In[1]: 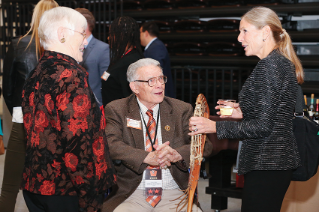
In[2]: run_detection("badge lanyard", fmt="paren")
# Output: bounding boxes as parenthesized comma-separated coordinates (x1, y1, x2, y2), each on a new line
(140, 106, 160, 152)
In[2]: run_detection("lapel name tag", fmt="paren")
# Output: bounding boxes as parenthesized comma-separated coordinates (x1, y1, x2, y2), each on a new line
(101, 71, 110, 81)
(126, 118, 142, 130)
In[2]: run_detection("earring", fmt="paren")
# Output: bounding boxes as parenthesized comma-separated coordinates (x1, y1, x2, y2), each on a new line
(60, 37, 65, 43)
(263, 39, 265, 42)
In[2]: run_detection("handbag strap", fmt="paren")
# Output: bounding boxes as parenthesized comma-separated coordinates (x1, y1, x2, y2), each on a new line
(295, 85, 304, 114)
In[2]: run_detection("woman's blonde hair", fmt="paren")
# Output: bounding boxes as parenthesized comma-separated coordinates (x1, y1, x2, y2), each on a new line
(19, 0, 59, 59)
(242, 6, 304, 84)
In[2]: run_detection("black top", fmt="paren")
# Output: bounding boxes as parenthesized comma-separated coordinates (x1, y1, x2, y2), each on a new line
(102, 49, 143, 106)
(216, 49, 301, 175)
(3, 35, 38, 115)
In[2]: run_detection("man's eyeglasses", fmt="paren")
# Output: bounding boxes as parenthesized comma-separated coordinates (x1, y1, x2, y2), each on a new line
(65, 28, 86, 41)
(135, 76, 167, 87)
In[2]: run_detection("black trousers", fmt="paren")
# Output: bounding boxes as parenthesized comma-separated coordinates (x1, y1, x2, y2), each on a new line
(241, 170, 292, 212)
(23, 190, 79, 212)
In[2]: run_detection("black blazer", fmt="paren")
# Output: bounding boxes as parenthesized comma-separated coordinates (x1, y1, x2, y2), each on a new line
(101, 49, 143, 106)
(216, 50, 301, 175)
(144, 38, 176, 98)
(3, 35, 38, 115)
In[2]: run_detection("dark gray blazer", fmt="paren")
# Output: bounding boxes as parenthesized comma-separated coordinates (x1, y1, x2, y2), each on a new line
(216, 50, 301, 175)
(102, 94, 213, 211)
(80, 36, 110, 106)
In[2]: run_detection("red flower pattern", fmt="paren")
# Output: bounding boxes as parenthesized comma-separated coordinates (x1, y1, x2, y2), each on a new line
(84, 77, 88, 88)
(56, 91, 70, 111)
(59, 68, 73, 81)
(73, 94, 91, 118)
(34, 110, 49, 133)
(68, 118, 88, 136)
(31, 131, 40, 147)
(100, 105, 106, 130)
(24, 113, 32, 132)
(44, 94, 54, 114)
(39, 180, 55, 195)
(86, 162, 94, 178)
(95, 162, 108, 180)
(29, 92, 35, 107)
(35, 82, 39, 90)
(75, 176, 85, 184)
(25, 178, 29, 190)
(64, 153, 78, 172)
(93, 137, 105, 162)
(37, 173, 44, 182)
(52, 160, 61, 177)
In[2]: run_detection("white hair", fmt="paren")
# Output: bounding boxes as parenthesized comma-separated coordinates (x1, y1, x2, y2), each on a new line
(38, 7, 87, 50)
(127, 58, 162, 82)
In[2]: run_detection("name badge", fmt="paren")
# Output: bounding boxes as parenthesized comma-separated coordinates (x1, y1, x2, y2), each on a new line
(126, 118, 142, 130)
(145, 167, 162, 196)
(101, 71, 110, 81)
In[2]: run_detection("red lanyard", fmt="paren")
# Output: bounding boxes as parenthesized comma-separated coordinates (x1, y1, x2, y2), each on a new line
(121, 48, 132, 58)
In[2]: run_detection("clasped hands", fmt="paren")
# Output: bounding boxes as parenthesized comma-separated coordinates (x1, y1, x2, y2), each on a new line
(143, 141, 182, 169)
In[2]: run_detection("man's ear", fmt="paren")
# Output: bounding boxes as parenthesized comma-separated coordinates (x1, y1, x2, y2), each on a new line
(129, 82, 139, 94)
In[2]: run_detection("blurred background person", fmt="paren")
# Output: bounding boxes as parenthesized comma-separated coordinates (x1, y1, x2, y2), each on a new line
(0, 1, 58, 211)
(140, 21, 175, 98)
(21, 7, 115, 211)
(75, 8, 110, 106)
(189, 6, 303, 212)
(101, 16, 143, 106)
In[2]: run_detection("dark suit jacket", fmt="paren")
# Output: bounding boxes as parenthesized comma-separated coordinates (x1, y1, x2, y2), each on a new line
(80, 36, 110, 106)
(216, 49, 301, 175)
(101, 49, 143, 106)
(144, 38, 176, 98)
(102, 94, 213, 211)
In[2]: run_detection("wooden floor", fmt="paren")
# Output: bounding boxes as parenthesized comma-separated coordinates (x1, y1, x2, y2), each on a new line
(0, 151, 241, 212)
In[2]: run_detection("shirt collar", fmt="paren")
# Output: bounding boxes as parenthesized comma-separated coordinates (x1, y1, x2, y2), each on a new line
(136, 97, 159, 119)
(144, 37, 157, 51)
(84, 34, 93, 48)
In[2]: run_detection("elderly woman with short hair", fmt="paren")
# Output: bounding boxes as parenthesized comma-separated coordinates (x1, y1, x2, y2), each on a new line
(21, 7, 115, 212)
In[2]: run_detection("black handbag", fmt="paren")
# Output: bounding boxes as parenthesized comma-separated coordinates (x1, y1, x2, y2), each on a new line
(292, 86, 319, 181)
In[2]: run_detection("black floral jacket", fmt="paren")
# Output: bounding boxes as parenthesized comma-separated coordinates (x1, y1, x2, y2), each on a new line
(21, 51, 116, 212)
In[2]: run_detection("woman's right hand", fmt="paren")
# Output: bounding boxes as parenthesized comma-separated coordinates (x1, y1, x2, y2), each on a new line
(216, 101, 243, 119)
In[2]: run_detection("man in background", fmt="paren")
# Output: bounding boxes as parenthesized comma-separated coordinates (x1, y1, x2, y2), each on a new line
(76, 8, 110, 106)
(140, 22, 176, 98)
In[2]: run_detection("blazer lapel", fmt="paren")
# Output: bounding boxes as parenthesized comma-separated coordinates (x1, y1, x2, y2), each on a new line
(127, 95, 145, 150)
(159, 99, 175, 146)
(80, 37, 96, 65)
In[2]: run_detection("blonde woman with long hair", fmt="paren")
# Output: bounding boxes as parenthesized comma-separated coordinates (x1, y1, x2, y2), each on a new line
(189, 6, 303, 212)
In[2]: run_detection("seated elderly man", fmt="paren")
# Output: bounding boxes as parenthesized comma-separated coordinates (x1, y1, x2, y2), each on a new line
(103, 58, 213, 212)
